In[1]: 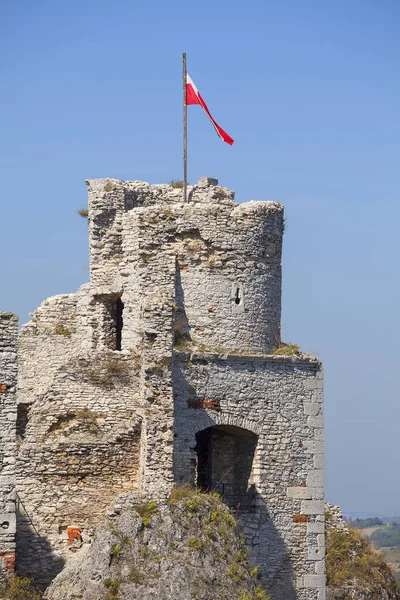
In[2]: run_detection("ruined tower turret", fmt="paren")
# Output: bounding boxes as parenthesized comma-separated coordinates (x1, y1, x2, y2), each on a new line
(11, 177, 325, 600)
(86, 176, 283, 354)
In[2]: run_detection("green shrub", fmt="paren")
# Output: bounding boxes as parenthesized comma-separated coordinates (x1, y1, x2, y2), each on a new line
(187, 536, 205, 552)
(0, 576, 42, 600)
(54, 324, 71, 336)
(129, 566, 145, 583)
(255, 587, 271, 600)
(169, 179, 184, 188)
(173, 331, 191, 351)
(135, 500, 158, 527)
(110, 543, 121, 559)
(103, 578, 119, 593)
(270, 343, 300, 356)
(168, 484, 197, 504)
(78, 208, 88, 218)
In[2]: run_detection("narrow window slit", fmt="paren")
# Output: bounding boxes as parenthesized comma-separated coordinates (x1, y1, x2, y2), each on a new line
(115, 298, 124, 351)
(235, 288, 241, 305)
(17, 404, 31, 440)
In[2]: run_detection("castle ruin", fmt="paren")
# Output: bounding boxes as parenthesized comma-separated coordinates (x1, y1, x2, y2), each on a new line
(0, 177, 325, 599)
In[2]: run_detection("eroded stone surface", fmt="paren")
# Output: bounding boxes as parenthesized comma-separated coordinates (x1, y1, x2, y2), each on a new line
(45, 491, 269, 600)
(0, 177, 325, 597)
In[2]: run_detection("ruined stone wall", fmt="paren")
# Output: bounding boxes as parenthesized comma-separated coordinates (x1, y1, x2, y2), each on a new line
(173, 352, 325, 600)
(16, 291, 143, 587)
(87, 177, 283, 355)
(14, 176, 325, 599)
(0, 313, 18, 581)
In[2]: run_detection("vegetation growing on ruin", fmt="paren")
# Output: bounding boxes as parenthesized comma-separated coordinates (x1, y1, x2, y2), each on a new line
(54, 323, 72, 336)
(46, 485, 272, 600)
(173, 330, 192, 351)
(46, 409, 99, 438)
(135, 500, 158, 527)
(77, 207, 88, 218)
(104, 180, 116, 192)
(0, 575, 42, 600)
(170, 179, 185, 188)
(103, 577, 120, 595)
(326, 524, 400, 597)
(78, 353, 133, 386)
(270, 343, 300, 356)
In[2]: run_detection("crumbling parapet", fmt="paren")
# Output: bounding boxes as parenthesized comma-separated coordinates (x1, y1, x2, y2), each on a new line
(86, 177, 283, 354)
(0, 312, 18, 581)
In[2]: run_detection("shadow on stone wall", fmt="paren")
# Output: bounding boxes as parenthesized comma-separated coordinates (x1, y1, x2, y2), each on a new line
(16, 509, 65, 590)
(237, 489, 296, 600)
(171, 388, 297, 600)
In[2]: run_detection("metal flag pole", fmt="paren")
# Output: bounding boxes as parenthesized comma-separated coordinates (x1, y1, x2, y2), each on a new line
(182, 52, 188, 203)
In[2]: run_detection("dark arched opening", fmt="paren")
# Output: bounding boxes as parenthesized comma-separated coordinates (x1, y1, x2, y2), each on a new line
(195, 425, 258, 510)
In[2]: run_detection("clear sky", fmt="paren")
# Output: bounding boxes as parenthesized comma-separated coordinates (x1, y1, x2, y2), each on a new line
(1, 0, 399, 515)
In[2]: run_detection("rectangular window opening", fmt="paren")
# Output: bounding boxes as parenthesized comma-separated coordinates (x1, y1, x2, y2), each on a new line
(97, 295, 124, 351)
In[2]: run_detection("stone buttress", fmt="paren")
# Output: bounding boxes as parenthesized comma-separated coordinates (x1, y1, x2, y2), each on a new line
(13, 177, 325, 599)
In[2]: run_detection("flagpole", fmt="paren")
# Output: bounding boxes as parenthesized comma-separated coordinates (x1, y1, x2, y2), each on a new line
(182, 52, 188, 203)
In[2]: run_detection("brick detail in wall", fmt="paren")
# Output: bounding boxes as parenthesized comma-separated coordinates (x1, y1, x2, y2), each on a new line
(187, 398, 221, 411)
(67, 527, 81, 547)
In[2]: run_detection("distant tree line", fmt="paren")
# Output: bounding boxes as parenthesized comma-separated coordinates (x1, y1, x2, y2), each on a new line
(350, 517, 384, 529)
(371, 523, 400, 548)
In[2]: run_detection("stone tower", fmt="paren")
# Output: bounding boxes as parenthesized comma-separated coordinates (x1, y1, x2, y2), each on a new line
(11, 177, 324, 598)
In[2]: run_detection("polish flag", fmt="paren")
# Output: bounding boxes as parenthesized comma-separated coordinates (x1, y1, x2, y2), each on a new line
(186, 74, 234, 145)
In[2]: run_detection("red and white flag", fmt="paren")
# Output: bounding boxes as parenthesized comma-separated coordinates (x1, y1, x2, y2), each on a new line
(186, 74, 234, 145)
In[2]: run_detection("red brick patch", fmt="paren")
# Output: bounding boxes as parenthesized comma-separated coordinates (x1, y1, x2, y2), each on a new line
(188, 398, 221, 411)
(0, 552, 16, 573)
(67, 526, 81, 546)
(0, 385, 7, 393)
(293, 514, 309, 523)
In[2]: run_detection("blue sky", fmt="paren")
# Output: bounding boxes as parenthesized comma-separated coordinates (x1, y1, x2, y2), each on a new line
(1, 0, 399, 514)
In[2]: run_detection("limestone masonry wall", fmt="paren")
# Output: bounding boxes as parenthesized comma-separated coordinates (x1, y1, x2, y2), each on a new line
(5, 176, 324, 599)
(0, 313, 18, 582)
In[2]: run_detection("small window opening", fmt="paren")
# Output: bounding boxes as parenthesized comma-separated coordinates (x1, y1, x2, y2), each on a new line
(232, 283, 244, 313)
(234, 287, 241, 305)
(17, 404, 31, 440)
(98, 295, 124, 351)
(115, 298, 124, 351)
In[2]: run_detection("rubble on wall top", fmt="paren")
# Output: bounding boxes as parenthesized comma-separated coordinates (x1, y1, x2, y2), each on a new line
(85, 177, 283, 213)
(86, 176, 236, 208)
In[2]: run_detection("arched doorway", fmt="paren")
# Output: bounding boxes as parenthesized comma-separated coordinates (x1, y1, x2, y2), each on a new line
(195, 425, 258, 510)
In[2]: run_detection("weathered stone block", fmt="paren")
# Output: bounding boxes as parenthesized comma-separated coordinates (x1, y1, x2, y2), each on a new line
(287, 486, 313, 499)
(303, 574, 326, 588)
(301, 500, 325, 515)
(307, 470, 324, 487)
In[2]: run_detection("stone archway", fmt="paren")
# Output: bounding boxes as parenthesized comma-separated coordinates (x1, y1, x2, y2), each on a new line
(195, 424, 258, 511)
